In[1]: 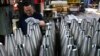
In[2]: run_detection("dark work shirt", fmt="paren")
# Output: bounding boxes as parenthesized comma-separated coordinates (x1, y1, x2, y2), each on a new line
(19, 12, 43, 34)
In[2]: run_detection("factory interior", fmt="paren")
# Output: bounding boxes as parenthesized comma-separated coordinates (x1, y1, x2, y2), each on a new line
(0, 0, 100, 56)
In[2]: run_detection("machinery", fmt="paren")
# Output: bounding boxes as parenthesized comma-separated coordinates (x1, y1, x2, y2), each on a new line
(98, 1, 100, 12)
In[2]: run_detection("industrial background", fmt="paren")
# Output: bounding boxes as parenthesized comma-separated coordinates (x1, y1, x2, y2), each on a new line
(0, 0, 100, 56)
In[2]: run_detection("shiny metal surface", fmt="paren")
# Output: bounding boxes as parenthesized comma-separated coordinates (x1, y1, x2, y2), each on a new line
(0, 43, 7, 56)
(4, 21, 42, 56)
(61, 15, 100, 56)
(3, 14, 100, 56)
(39, 21, 55, 56)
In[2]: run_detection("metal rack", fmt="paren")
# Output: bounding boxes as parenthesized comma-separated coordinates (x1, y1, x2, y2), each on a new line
(60, 14, 100, 56)
(5, 22, 42, 56)
(1, 14, 100, 56)
(39, 21, 56, 56)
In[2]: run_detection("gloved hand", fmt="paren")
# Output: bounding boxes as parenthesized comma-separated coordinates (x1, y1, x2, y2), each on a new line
(25, 17, 39, 24)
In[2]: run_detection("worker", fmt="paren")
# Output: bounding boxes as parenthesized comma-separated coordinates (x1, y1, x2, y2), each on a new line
(19, 2, 45, 34)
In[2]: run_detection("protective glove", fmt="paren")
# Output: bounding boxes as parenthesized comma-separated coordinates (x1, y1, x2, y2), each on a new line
(25, 17, 39, 24)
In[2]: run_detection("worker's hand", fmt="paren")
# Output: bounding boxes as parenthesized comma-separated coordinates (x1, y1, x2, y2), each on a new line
(25, 17, 39, 24)
(39, 20, 45, 27)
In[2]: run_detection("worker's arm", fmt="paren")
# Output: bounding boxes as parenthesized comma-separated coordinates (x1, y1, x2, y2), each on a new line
(36, 13, 46, 27)
(25, 13, 46, 26)
(25, 17, 45, 26)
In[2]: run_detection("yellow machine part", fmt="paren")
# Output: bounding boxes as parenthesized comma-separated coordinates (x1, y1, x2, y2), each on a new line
(67, 0, 80, 3)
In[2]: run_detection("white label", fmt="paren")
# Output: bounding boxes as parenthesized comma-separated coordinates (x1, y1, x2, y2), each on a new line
(69, 8, 79, 11)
